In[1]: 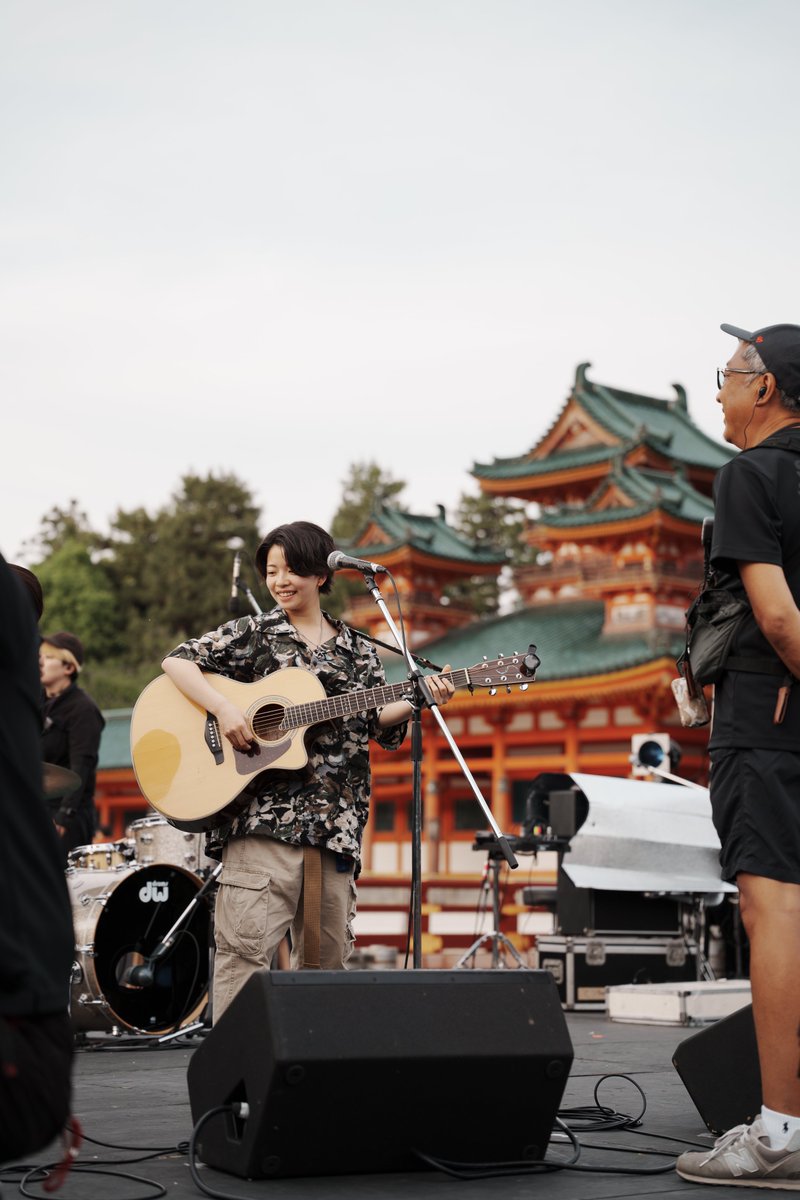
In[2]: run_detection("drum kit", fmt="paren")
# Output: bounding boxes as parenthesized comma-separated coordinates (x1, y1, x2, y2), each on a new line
(47, 763, 217, 1039)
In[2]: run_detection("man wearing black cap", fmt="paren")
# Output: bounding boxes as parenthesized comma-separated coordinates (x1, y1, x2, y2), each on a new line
(677, 324, 800, 1188)
(40, 630, 105, 858)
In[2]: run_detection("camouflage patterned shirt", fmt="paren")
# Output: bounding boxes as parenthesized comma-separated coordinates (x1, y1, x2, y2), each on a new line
(166, 607, 407, 866)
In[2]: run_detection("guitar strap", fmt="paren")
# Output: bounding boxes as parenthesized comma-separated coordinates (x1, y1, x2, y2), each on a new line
(302, 846, 323, 969)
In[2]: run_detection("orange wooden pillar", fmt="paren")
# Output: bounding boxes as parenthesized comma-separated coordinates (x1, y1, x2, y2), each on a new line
(490, 711, 511, 831)
(423, 741, 441, 875)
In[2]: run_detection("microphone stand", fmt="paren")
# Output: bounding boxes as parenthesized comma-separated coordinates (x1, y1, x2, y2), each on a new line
(359, 571, 518, 968)
(232, 581, 263, 617)
(123, 864, 222, 988)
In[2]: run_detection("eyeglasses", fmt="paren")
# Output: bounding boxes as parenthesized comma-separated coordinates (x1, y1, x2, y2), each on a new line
(717, 367, 761, 389)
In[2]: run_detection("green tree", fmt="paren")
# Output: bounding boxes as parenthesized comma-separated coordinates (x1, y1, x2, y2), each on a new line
(28, 473, 264, 709)
(444, 489, 531, 618)
(330, 461, 406, 541)
(24, 500, 96, 559)
(35, 538, 122, 660)
(106, 472, 263, 658)
(327, 462, 407, 617)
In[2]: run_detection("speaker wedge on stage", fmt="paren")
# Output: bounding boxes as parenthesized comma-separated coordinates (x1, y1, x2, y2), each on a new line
(187, 969, 574, 1179)
(672, 1002, 761, 1136)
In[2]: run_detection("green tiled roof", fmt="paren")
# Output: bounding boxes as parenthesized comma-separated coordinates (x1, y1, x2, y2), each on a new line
(350, 503, 506, 566)
(382, 600, 683, 685)
(473, 363, 734, 480)
(98, 709, 134, 770)
(538, 465, 714, 528)
(475, 442, 617, 479)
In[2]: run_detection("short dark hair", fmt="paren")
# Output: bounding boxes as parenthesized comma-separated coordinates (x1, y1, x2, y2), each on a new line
(254, 521, 335, 594)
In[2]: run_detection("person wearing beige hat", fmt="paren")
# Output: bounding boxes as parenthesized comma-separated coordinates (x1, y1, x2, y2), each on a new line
(39, 630, 105, 859)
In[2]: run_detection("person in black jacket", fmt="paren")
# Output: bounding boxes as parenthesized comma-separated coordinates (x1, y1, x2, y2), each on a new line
(0, 556, 74, 1162)
(39, 631, 105, 858)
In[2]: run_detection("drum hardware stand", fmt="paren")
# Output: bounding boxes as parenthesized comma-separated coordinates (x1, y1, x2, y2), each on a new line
(158, 1020, 206, 1043)
(456, 843, 526, 969)
(672, 892, 717, 982)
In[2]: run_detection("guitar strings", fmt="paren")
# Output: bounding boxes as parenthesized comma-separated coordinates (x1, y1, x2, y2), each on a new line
(245, 668, 484, 740)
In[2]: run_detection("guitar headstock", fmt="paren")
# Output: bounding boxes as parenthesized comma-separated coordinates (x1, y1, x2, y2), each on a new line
(466, 644, 540, 695)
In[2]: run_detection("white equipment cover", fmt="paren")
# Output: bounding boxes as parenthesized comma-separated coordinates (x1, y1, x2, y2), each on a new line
(562, 773, 736, 895)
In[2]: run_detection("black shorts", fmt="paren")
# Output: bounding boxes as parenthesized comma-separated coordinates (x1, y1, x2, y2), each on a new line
(709, 747, 800, 885)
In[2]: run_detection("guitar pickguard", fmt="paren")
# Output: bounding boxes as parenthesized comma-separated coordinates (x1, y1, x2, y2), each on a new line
(233, 736, 294, 777)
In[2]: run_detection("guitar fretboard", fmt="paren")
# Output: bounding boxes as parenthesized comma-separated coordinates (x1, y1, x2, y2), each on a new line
(278, 668, 471, 729)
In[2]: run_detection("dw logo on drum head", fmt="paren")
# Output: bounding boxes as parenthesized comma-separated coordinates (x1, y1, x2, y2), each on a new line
(138, 879, 170, 903)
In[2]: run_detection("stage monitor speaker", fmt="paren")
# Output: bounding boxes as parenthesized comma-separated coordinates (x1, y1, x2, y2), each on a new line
(187, 969, 573, 1179)
(672, 1003, 761, 1135)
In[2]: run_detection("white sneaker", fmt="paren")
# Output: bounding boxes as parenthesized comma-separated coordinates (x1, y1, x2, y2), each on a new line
(676, 1118, 800, 1189)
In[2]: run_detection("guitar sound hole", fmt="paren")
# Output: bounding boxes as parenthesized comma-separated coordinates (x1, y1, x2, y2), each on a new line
(252, 704, 286, 744)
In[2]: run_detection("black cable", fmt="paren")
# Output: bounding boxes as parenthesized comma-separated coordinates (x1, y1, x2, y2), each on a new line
(19, 1163, 167, 1199)
(414, 1072, 699, 1181)
(163, 927, 203, 1035)
(188, 1105, 258, 1200)
(0, 1119, 189, 1198)
(414, 1116, 580, 1179)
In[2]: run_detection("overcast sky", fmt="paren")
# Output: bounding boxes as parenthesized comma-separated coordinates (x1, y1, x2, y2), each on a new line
(2, 0, 797, 579)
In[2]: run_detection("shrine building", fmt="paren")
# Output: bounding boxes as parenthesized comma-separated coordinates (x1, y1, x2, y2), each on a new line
(93, 363, 733, 959)
(339, 362, 733, 880)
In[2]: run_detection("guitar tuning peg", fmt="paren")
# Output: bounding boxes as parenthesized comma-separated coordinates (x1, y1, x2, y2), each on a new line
(505, 685, 511, 694)
(482, 655, 488, 661)
(489, 687, 497, 697)
(520, 683, 529, 691)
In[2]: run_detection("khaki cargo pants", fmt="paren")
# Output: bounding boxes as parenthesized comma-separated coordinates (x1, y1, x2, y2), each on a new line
(212, 835, 356, 1022)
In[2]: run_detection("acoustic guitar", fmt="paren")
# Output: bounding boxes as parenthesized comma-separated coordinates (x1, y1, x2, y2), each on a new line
(130, 648, 539, 831)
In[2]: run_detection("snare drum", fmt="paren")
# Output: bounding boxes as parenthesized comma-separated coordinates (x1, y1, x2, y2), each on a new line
(69, 861, 210, 1035)
(128, 815, 213, 875)
(67, 842, 129, 871)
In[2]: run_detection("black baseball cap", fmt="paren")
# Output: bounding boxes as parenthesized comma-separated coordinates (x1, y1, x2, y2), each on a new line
(721, 323, 800, 397)
(41, 630, 85, 671)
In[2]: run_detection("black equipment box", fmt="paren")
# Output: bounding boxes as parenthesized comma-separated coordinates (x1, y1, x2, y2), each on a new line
(536, 934, 698, 1011)
(556, 872, 683, 936)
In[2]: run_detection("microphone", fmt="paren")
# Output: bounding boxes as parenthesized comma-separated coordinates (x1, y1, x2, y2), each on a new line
(120, 937, 175, 989)
(229, 550, 242, 613)
(327, 550, 388, 575)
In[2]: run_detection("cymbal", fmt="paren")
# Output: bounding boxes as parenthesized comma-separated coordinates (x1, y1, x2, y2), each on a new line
(42, 762, 81, 799)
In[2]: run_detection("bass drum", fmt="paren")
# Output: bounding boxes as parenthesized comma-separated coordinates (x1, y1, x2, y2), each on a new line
(127, 815, 214, 877)
(69, 862, 210, 1035)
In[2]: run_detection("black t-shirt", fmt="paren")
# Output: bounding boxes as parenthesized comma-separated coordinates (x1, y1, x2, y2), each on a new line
(709, 427, 800, 750)
(0, 555, 74, 1015)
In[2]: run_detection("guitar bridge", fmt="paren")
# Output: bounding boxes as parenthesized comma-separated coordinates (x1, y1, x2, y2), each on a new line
(204, 713, 224, 765)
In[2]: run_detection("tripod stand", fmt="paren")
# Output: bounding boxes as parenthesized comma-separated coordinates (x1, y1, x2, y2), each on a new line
(456, 852, 526, 969)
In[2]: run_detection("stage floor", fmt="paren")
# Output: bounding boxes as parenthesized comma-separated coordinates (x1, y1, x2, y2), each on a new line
(4, 1003, 747, 1200)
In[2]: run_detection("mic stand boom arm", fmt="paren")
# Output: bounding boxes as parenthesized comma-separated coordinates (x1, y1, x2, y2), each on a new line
(360, 572, 519, 968)
(151, 862, 223, 959)
(125, 864, 222, 987)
